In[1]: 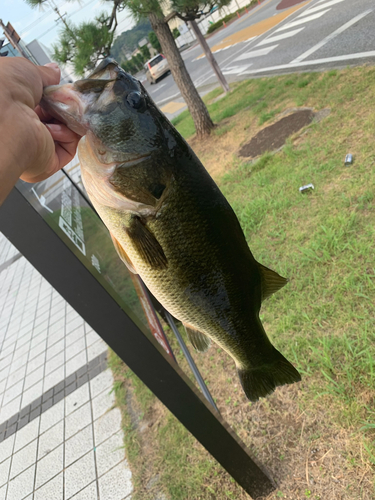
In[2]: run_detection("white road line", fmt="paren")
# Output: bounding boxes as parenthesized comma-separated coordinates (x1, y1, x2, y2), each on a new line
(155, 92, 181, 106)
(291, 9, 373, 63)
(194, 69, 214, 87)
(256, 28, 305, 46)
(152, 83, 167, 92)
(241, 50, 375, 74)
(234, 45, 278, 61)
(297, 0, 345, 17)
(275, 9, 330, 32)
(223, 64, 253, 75)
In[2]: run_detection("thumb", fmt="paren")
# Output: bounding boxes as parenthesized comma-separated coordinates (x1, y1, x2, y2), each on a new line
(38, 62, 61, 88)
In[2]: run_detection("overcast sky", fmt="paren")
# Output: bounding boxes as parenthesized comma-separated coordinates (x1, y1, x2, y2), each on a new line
(1, 0, 135, 51)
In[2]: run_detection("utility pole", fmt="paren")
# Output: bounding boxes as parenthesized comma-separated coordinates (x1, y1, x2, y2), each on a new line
(48, 0, 77, 41)
(0, 19, 34, 60)
(189, 19, 230, 93)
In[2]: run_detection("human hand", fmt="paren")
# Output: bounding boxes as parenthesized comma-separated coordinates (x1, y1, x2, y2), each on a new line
(0, 57, 80, 201)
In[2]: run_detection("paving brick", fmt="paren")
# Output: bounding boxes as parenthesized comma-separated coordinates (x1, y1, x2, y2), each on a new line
(42, 398, 53, 413)
(42, 388, 54, 403)
(54, 380, 64, 395)
(19, 404, 31, 419)
(77, 373, 89, 388)
(17, 414, 30, 430)
(31, 397, 42, 411)
(30, 406, 42, 420)
(88, 365, 102, 381)
(53, 390, 65, 405)
(88, 356, 101, 370)
(4, 423, 17, 439)
(65, 382, 77, 397)
(7, 413, 19, 427)
(65, 373, 76, 387)
(77, 365, 88, 378)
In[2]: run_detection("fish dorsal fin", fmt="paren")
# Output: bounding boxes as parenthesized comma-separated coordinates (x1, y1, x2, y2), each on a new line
(110, 233, 137, 274)
(257, 262, 288, 301)
(184, 324, 211, 353)
(127, 215, 168, 271)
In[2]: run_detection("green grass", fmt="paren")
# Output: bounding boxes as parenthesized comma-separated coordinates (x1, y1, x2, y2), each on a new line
(109, 65, 375, 499)
(172, 72, 323, 139)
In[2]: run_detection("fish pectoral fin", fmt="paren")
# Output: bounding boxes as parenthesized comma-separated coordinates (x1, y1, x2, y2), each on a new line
(183, 324, 211, 352)
(126, 215, 168, 270)
(110, 233, 137, 274)
(257, 262, 288, 301)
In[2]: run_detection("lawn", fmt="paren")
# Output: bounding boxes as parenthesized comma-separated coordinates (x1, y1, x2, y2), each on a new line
(109, 65, 375, 499)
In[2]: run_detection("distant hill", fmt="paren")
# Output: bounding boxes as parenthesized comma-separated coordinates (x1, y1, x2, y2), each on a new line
(111, 18, 152, 62)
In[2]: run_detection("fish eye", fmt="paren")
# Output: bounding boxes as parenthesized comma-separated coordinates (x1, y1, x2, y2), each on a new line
(126, 91, 143, 109)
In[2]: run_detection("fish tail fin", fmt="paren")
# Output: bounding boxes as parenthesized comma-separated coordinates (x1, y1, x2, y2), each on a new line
(237, 348, 301, 402)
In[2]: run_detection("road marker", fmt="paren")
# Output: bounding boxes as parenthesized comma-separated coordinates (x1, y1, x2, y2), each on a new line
(222, 64, 253, 75)
(297, 0, 344, 17)
(241, 50, 375, 75)
(291, 9, 373, 63)
(234, 45, 278, 61)
(256, 28, 304, 46)
(275, 9, 330, 31)
(160, 101, 187, 114)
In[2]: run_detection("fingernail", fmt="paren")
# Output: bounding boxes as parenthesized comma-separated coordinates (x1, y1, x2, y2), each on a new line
(45, 62, 60, 71)
(46, 123, 62, 132)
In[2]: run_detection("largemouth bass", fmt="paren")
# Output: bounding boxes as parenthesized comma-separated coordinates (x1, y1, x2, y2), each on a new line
(42, 58, 301, 402)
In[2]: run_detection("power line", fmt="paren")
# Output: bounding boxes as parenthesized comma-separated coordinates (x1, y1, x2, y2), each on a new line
(35, 0, 99, 40)
(20, 0, 67, 36)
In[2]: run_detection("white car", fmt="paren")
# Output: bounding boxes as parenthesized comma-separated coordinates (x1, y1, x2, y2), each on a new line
(145, 54, 170, 84)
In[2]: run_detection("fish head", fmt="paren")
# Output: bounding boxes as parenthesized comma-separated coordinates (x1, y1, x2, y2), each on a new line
(42, 58, 174, 163)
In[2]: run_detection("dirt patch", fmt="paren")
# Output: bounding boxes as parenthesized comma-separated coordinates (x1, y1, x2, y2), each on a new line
(276, 0, 307, 10)
(238, 109, 314, 159)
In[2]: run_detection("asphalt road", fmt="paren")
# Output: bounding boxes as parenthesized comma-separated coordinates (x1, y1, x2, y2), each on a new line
(144, 0, 375, 118)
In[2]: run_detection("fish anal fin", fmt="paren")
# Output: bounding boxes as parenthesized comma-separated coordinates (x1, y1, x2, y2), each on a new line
(110, 233, 137, 274)
(257, 262, 288, 301)
(238, 348, 301, 402)
(184, 324, 211, 353)
(127, 215, 168, 271)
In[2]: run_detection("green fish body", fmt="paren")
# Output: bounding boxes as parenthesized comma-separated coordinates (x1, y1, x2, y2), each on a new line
(42, 58, 301, 401)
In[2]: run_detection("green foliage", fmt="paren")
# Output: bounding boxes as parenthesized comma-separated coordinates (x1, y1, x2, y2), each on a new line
(170, 0, 230, 22)
(139, 44, 151, 61)
(172, 27, 180, 38)
(110, 18, 152, 61)
(121, 52, 145, 75)
(206, 12, 236, 34)
(126, 0, 164, 21)
(52, 17, 113, 75)
(148, 31, 161, 52)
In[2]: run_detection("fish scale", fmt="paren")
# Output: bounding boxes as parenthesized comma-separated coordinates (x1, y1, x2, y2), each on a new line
(41, 57, 301, 402)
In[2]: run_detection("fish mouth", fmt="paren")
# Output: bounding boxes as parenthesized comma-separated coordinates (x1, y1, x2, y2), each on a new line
(42, 83, 89, 136)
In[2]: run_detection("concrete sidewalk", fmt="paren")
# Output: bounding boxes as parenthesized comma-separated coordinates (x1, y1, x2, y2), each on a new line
(0, 233, 133, 499)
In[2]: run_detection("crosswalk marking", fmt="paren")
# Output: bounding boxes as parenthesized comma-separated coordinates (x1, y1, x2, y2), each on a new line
(297, 0, 345, 17)
(291, 8, 373, 63)
(234, 45, 278, 62)
(275, 9, 331, 31)
(256, 28, 304, 46)
(241, 51, 375, 76)
(222, 64, 253, 75)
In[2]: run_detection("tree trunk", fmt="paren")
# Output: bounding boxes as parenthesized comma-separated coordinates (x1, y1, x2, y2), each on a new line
(189, 19, 229, 94)
(148, 12, 214, 139)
